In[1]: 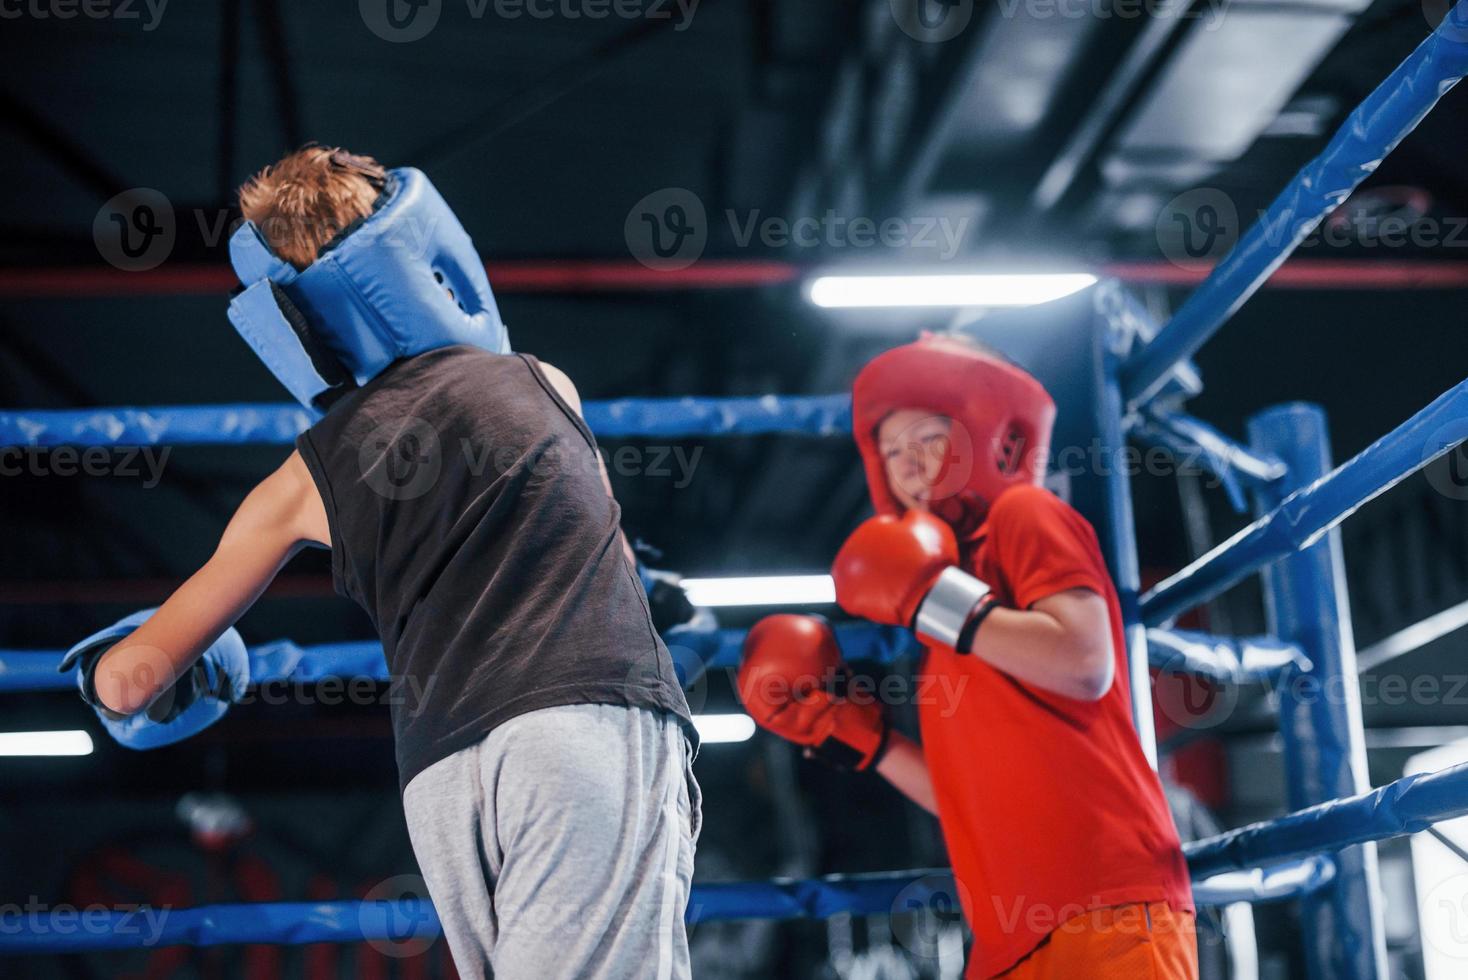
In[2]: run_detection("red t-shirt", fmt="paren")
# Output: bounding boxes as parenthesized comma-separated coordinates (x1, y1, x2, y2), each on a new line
(916, 484, 1193, 978)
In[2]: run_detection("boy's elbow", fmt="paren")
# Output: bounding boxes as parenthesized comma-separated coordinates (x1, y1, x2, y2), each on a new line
(1073, 670, 1113, 702)
(1036, 591, 1117, 702)
(92, 669, 138, 717)
(91, 648, 163, 716)
(1069, 643, 1115, 702)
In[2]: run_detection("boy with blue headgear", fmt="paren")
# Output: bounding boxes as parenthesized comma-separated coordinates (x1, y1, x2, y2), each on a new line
(64, 146, 701, 980)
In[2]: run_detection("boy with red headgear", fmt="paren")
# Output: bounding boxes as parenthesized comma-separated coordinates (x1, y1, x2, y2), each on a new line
(739, 334, 1196, 978)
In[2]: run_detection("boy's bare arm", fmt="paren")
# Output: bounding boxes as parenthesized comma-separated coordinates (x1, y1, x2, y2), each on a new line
(92, 452, 329, 714)
(961, 588, 1115, 703)
(875, 730, 939, 816)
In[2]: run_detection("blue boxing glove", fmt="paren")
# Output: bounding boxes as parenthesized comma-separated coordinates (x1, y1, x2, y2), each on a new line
(58, 609, 250, 750)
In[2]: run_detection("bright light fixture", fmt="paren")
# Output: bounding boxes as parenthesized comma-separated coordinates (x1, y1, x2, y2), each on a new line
(807, 273, 1097, 308)
(693, 714, 756, 744)
(680, 575, 835, 607)
(0, 730, 94, 757)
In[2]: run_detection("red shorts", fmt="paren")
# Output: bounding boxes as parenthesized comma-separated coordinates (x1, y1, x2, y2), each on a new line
(993, 902, 1198, 980)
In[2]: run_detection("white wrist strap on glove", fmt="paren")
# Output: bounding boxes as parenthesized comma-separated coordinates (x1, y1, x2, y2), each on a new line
(914, 566, 993, 649)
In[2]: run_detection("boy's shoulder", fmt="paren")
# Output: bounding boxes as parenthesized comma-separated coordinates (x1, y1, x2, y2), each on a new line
(985, 483, 1102, 548)
(988, 483, 1069, 523)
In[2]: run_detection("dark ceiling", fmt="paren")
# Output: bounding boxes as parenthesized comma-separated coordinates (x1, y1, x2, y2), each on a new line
(3, 0, 1466, 263)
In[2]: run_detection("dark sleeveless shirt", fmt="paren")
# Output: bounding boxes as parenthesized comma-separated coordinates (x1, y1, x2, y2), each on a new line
(295, 346, 696, 792)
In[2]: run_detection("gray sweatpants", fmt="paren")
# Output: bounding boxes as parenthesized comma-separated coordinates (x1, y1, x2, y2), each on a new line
(403, 704, 701, 979)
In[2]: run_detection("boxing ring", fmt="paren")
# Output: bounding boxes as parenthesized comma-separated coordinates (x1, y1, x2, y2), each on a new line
(4, 3, 1468, 976)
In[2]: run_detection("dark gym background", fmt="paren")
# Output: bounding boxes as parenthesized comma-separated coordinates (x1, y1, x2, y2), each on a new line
(3, 1, 1467, 976)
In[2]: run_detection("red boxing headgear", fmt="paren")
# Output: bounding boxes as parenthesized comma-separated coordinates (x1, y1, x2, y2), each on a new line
(851, 334, 1056, 536)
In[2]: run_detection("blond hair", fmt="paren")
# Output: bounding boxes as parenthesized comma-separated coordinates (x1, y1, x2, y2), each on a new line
(237, 146, 386, 269)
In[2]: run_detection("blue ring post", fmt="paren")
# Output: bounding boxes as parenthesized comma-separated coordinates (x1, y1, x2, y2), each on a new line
(1248, 404, 1386, 980)
(1101, 318, 1159, 765)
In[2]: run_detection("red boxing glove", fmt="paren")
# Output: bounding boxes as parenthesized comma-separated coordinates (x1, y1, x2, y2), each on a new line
(737, 614, 888, 771)
(832, 510, 997, 651)
(832, 511, 957, 627)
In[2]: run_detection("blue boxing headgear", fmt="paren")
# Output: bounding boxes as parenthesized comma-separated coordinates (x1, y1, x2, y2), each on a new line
(226, 167, 511, 413)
